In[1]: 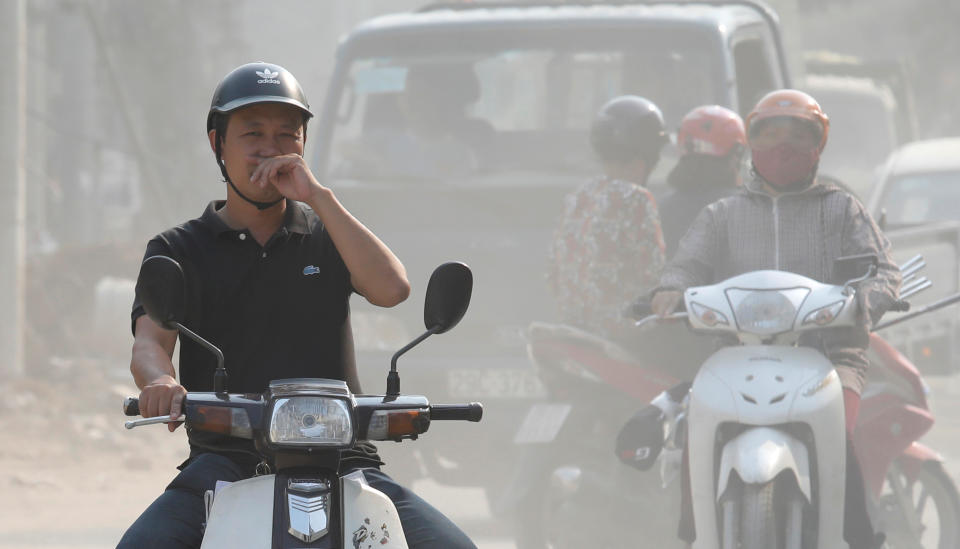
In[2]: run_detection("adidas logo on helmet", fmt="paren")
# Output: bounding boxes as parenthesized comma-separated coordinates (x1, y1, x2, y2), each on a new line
(256, 67, 280, 85)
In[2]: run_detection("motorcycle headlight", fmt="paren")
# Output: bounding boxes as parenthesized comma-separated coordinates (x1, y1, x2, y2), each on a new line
(727, 289, 808, 335)
(268, 397, 354, 447)
(802, 300, 846, 326)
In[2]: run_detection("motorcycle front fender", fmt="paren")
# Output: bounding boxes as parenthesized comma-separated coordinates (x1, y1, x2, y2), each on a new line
(716, 427, 812, 502)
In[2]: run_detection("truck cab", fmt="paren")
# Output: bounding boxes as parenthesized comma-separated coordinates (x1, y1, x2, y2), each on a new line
(313, 1, 791, 495)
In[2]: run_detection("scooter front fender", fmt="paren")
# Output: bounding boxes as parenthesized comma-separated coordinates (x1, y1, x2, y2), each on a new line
(716, 427, 811, 502)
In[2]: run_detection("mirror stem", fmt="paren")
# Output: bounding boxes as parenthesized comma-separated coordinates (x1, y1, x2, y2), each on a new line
(387, 325, 441, 397)
(175, 322, 228, 396)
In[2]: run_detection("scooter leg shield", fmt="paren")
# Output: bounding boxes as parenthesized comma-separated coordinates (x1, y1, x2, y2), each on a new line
(201, 475, 276, 548)
(342, 470, 409, 549)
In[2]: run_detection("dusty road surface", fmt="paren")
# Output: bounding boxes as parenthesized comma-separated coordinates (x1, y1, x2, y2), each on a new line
(2, 361, 960, 549)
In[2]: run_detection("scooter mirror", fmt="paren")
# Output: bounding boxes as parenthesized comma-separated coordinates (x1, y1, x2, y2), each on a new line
(423, 262, 473, 334)
(136, 255, 186, 331)
(832, 253, 878, 285)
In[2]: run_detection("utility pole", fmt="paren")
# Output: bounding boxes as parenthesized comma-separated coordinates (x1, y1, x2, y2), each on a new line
(0, 0, 26, 377)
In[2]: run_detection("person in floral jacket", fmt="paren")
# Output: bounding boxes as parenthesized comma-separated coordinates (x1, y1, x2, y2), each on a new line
(548, 95, 668, 344)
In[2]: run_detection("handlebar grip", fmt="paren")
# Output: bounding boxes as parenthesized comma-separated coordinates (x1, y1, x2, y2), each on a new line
(431, 403, 483, 422)
(123, 397, 140, 417)
(890, 299, 911, 312)
(624, 298, 652, 320)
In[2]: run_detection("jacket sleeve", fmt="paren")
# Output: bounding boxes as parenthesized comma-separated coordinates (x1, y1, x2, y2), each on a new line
(655, 202, 722, 293)
(626, 188, 666, 293)
(841, 197, 902, 324)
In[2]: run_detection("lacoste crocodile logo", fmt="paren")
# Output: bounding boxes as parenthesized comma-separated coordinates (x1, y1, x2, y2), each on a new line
(303, 265, 320, 276)
(256, 67, 280, 84)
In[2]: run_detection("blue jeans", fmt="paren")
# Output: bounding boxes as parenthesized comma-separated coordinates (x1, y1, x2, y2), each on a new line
(116, 452, 476, 549)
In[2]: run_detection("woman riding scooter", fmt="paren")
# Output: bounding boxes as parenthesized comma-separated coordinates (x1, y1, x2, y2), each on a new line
(650, 89, 900, 549)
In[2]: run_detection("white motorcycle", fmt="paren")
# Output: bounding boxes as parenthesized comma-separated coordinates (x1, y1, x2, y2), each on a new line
(636, 256, 906, 549)
(124, 256, 482, 549)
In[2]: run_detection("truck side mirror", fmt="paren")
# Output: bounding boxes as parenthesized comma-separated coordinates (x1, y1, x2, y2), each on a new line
(136, 255, 186, 330)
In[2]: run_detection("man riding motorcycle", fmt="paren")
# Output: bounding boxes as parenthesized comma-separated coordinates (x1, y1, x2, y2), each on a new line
(650, 89, 900, 549)
(658, 105, 746, 259)
(117, 62, 476, 549)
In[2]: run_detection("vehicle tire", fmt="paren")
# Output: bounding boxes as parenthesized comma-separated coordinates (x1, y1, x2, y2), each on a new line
(515, 466, 633, 549)
(740, 481, 779, 549)
(514, 470, 588, 549)
(882, 461, 960, 549)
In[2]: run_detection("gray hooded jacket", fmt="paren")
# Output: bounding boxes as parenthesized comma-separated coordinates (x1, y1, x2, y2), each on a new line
(658, 177, 901, 392)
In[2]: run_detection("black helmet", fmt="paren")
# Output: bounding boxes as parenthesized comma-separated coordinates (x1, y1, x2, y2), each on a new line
(207, 62, 312, 210)
(590, 95, 667, 165)
(206, 62, 312, 133)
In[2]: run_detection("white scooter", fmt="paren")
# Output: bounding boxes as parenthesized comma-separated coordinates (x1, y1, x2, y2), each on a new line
(637, 256, 905, 549)
(124, 256, 483, 549)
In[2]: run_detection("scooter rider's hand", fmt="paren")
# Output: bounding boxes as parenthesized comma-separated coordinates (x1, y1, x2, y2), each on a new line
(139, 374, 186, 433)
(652, 290, 683, 318)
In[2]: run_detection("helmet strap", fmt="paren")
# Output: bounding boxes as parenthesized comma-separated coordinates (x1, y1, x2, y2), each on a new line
(215, 132, 283, 211)
(226, 177, 284, 211)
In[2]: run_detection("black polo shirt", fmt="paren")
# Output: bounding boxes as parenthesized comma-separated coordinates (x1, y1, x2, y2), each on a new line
(132, 199, 381, 468)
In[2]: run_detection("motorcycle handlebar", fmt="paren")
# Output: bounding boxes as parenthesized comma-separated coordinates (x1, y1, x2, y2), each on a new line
(124, 396, 485, 423)
(123, 397, 140, 417)
(431, 403, 483, 422)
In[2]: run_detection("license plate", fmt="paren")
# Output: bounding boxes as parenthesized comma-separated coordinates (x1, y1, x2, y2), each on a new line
(447, 368, 546, 399)
(513, 403, 572, 444)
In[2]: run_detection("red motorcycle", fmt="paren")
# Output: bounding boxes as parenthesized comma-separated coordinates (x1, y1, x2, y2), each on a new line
(856, 333, 960, 548)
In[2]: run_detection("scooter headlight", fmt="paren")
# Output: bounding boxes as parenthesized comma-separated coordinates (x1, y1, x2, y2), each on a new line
(269, 397, 354, 447)
(727, 289, 808, 335)
(802, 300, 846, 326)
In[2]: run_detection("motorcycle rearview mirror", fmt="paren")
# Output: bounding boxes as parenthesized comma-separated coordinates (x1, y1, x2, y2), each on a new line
(137, 255, 186, 330)
(387, 262, 473, 397)
(833, 253, 878, 287)
(423, 262, 473, 334)
(136, 255, 229, 396)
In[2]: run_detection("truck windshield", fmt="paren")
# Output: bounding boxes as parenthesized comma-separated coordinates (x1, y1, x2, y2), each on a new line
(326, 30, 722, 181)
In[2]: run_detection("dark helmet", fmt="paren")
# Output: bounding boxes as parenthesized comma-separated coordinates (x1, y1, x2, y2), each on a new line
(206, 62, 312, 134)
(207, 62, 312, 210)
(590, 95, 667, 165)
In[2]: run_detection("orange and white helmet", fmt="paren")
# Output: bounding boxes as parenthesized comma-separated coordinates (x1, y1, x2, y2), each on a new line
(677, 105, 746, 158)
(745, 89, 830, 152)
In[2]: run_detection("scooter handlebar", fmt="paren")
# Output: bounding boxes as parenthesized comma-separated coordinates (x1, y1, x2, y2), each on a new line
(634, 312, 688, 329)
(889, 299, 911, 313)
(431, 403, 483, 422)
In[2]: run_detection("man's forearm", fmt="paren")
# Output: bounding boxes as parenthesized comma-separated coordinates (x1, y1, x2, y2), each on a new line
(130, 339, 177, 390)
(306, 188, 410, 307)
